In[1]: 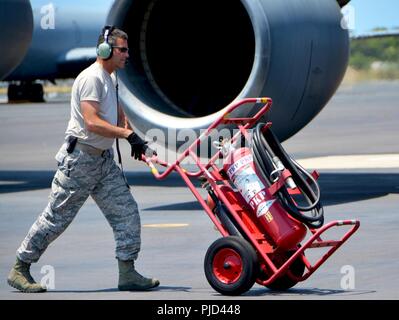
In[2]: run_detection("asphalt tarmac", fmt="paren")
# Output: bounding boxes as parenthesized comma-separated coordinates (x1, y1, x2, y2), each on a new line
(0, 80, 398, 300)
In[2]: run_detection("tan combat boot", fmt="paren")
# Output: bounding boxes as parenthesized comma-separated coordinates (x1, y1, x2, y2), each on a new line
(117, 259, 160, 291)
(7, 258, 47, 293)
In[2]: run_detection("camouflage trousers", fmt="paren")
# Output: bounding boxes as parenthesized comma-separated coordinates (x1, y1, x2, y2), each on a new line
(17, 147, 141, 263)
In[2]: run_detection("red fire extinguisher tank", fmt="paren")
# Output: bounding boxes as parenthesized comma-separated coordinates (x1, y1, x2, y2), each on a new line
(223, 147, 306, 250)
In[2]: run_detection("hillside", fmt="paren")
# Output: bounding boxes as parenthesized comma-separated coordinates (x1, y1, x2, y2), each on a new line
(348, 34, 399, 80)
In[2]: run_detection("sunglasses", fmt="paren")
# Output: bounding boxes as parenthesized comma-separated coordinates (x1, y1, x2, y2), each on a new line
(113, 46, 129, 53)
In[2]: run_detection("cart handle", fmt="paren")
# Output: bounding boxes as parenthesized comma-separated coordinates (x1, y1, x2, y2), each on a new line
(142, 97, 273, 179)
(142, 155, 175, 180)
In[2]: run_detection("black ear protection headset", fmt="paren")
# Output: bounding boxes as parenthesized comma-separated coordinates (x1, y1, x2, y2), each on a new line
(96, 25, 115, 60)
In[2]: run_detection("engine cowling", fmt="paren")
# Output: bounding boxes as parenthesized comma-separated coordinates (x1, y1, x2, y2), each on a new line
(107, 0, 349, 145)
(0, 0, 33, 80)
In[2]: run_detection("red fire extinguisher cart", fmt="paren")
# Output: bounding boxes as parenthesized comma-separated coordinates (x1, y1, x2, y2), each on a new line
(142, 98, 360, 295)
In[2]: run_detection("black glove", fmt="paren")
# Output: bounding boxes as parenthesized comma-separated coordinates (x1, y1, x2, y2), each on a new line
(126, 132, 157, 160)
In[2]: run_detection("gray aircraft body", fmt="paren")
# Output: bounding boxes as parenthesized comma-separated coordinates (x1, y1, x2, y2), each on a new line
(2, 0, 353, 143)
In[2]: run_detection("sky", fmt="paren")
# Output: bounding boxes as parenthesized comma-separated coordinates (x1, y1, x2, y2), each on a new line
(348, 0, 399, 35)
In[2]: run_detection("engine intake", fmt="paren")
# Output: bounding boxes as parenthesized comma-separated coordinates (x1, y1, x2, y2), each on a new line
(108, 0, 349, 144)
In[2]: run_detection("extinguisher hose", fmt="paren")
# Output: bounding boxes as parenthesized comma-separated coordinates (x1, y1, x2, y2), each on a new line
(251, 123, 324, 228)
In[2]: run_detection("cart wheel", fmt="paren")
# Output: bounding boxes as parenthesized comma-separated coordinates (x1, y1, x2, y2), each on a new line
(204, 236, 258, 296)
(264, 250, 305, 291)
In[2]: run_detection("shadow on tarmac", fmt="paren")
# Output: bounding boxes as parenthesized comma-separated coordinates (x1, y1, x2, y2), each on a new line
(1, 170, 398, 208)
(0, 170, 187, 194)
(18, 285, 191, 294)
(246, 288, 376, 297)
(222, 287, 377, 297)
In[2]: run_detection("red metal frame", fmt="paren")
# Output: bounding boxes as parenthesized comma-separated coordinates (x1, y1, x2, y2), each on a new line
(142, 97, 360, 287)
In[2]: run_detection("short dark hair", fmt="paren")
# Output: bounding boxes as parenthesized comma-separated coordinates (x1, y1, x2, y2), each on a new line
(97, 28, 128, 47)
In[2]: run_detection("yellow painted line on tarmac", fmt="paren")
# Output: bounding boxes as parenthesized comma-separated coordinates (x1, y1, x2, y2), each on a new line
(143, 223, 189, 228)
(297, 154, 399, 169)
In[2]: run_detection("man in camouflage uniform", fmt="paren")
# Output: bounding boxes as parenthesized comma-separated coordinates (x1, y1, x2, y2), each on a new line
(7, 26, 159, 293)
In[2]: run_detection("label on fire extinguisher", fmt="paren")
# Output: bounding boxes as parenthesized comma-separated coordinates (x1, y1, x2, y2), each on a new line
(226, 154, 253, 177)
(229, 164, 264, 203)
(252, 196, 276, 219)
(227, 153, 276, 220)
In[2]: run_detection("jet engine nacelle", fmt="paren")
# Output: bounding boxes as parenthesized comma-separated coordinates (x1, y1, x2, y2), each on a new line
(107, 0, 349, 143)
(0, 0, 33, 80)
